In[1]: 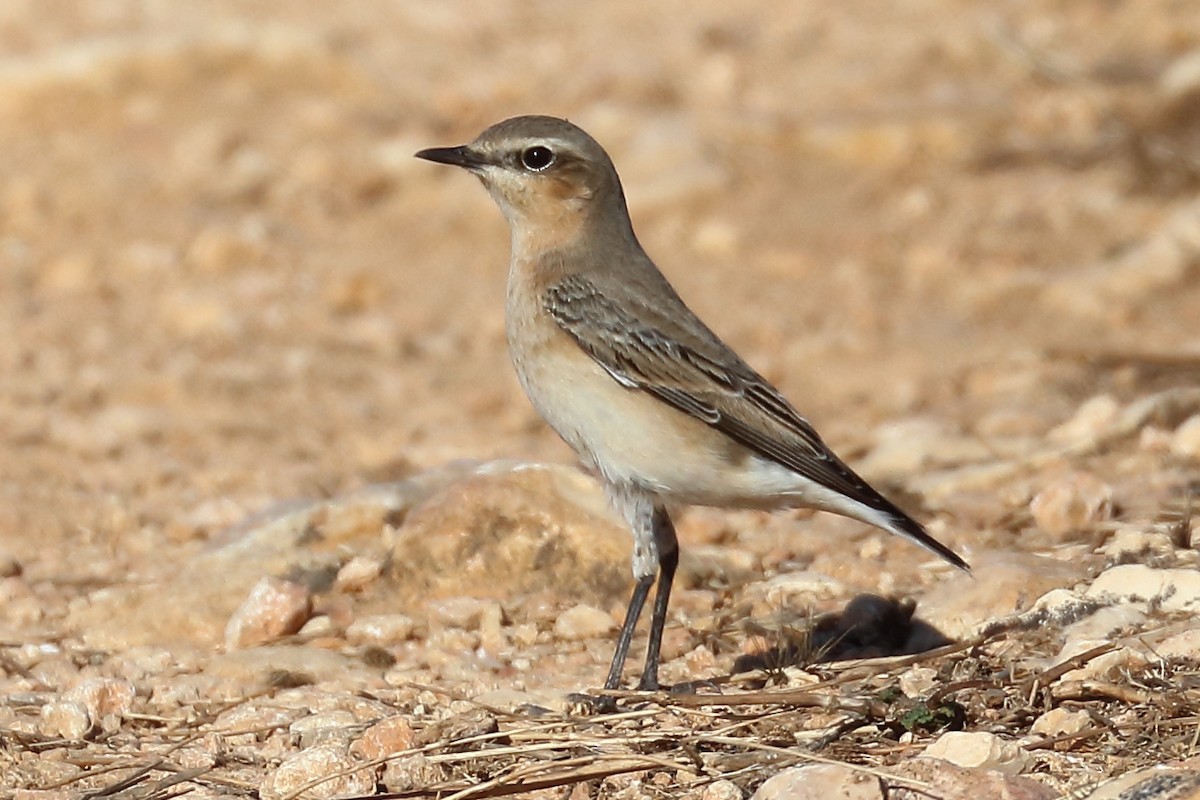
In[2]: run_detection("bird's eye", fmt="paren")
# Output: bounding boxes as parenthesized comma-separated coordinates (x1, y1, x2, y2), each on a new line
(520, 146, 555, 171)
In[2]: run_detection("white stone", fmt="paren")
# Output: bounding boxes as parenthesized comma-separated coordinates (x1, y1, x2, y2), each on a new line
(39, 700, 92, 740)
(1030, 707, 1091, 739)
(290, 710, 358, 746)
(1156, 628, 1200, 660)
(1029, 473, 1113, 538)
(921, 731, 1032, 776)
(346, 614, 415, 646)
(702, 778, 745, 800)
(553, 604, 615, 641)
(1085, 565, 1200, 613)
(751, 763, 882, 800)
(1047, 395, 1120, 446)
(899, 666, 939, 698)
(334, 556, 384, 593)
(1171, 414, 1200, 459)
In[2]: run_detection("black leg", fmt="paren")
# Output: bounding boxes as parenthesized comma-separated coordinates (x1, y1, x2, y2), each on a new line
(604, 573, 654, 690)
(637, 509, 678, 691)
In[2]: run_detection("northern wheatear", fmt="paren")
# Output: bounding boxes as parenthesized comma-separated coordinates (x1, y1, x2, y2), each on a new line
(416, 115, 968, 691)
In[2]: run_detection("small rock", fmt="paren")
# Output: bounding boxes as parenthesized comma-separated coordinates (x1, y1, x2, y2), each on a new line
(922, 731, 1032, 776)
(1085, 565, 1200, 613)
(1077, 767, 1200, 799)
(889, 759, 1057, 800)
(1030, 707, 1091, 742)
(1172, 415, 1200, 459)
(350, 715, 417, 761)
(259, 742, 375, 800)
(290, 710, 358, 747)
(1163, 47, 1200, 96)
(298, 615, 335, 638)
(224, 577, 313, 650)
(1157, 629, 1200, 660)
(334, 556, 384, 593)
(1057, 644, 1149, 683)
(1030, 473, 1114, 539)
(63, 677, 136, 722)
(899, 666, 939, 698)
(39, 700, 92, 740)
(553, 603, 616, 641)
(1047, 395, 1121, 446)
(428, 596, 492, 629)
(751, 571, 846, 604)
(346, 614, 415, 646)
(751, 763, 882, 800)
(382, 752, 443, 792)
(701, 778, 744, 800)
(680, 545, 757, 587)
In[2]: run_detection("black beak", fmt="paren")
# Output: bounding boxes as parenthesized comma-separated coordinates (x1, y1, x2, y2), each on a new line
(414, 145, 488, 170)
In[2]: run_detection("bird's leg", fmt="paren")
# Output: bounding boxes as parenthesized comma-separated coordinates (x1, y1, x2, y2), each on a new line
(603, 573, 654, 690)
(637, 506, 678, 691)
(600, 486, 660, 691)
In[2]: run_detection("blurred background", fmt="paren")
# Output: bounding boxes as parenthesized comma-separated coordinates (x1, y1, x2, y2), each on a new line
(0, 0, 1198, 627)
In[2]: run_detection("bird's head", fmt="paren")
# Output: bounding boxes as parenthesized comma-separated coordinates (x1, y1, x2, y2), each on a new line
(416, 115, 630, 250)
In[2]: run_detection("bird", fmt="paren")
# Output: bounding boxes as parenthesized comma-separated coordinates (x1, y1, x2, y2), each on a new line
(415, 115, 968, 692)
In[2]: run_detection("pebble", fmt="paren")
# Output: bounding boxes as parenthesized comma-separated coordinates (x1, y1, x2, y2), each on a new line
(350, 715, 417, 761)
(334, 556, 384, 593)
(39, 700, 92, 740)
(289, 710, 358, 747)
(1172, 415, 1200, 459)
(1029, 472, 1114, 538)
(922, 731, 1032, 776)
(63, 677, 136, 722)
(1030, 707, 1092, 742)
(553, 603, 616, 641)
(224, 577, 313, 650)
(1156, 629, 1200, 660)
(382, 752, 443, 792)
(899, 666, 939, 698)
(428, 596, 494, 629)
(751, 763, 882, 800)
(259, 742, 375, 800)
(1047, 395, 1120, 447)
(702, 779, 745, 800)
(345, 614, 415, 646)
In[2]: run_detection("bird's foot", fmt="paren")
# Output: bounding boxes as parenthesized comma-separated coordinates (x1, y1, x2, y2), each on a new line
(565, 691, 619, 715)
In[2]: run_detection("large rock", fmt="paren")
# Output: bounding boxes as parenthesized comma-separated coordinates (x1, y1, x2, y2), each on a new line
(385, 462, 629, 604)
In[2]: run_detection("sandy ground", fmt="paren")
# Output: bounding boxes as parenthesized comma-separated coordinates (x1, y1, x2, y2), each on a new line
(2, 1, 1200, 797)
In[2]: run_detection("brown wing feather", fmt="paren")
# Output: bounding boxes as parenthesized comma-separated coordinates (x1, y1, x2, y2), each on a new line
(545, 274, 876, 501)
